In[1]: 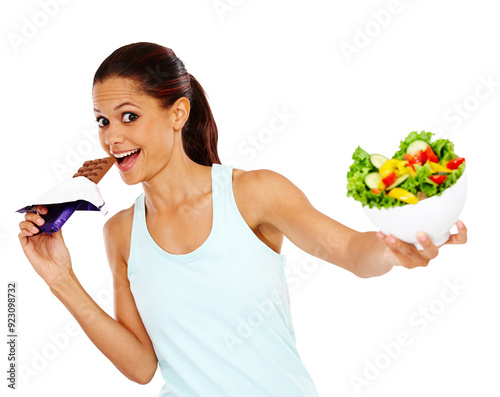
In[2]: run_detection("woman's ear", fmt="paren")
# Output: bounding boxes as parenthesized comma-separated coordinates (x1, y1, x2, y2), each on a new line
(172, 97, 191, 131)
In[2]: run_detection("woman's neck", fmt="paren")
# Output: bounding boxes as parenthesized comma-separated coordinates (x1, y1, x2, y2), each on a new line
(141, 155, 212, 216)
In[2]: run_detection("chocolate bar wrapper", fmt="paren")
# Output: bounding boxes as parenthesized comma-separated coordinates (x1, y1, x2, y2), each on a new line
(16, 176, 108, 235)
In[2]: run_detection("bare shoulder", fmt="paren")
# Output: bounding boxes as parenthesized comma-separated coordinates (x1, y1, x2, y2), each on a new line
(231, 167, 309, 228)
(231, 167, 276, 206)
(232, 166, 289, 187)
(103, 204, 135, 265)
(232, 167, 306, 200)
(103, 205, 134, 236)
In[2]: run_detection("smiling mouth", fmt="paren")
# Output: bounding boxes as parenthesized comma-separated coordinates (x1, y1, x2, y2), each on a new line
(113, 149, 141, 168)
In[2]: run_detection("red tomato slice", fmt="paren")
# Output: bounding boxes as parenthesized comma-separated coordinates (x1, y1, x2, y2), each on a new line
(404, 151, 424, 164)
(447, 157, 465, 170)
(382, 172, 397, 186)
(429, 175, 447, 185)
(424, 145, 439, 163)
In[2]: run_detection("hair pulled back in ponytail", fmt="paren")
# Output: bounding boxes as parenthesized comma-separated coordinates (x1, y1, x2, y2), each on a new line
(93, 42, 221, 166)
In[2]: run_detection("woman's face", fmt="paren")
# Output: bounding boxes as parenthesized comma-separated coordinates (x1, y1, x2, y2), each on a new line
(92, 77, 186, 185)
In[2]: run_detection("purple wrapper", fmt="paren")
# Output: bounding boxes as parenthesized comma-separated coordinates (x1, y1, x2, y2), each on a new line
(17, 200, 101, 235)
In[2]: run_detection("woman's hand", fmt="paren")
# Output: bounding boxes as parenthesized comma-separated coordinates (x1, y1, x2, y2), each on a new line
(18, 205, 72, 286)
(376, 220, 468, 269)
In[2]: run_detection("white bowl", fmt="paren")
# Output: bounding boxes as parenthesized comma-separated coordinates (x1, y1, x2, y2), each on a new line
(363, 167, 467, 250)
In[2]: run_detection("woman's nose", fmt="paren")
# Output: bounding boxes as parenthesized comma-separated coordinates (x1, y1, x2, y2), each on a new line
(104, 124, 125, 146)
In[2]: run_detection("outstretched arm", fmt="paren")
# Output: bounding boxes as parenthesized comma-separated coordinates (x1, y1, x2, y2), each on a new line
(251, 170, 467, 278)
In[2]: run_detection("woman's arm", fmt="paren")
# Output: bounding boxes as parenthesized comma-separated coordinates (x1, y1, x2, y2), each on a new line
(50, 269, 158, 384)
(247, 170, 467, 278)
(19, 207, 158, 384)
(100, 210, 158, 381)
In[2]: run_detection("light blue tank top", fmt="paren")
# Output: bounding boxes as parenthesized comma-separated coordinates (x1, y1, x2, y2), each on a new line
(128, 163, 319, 397)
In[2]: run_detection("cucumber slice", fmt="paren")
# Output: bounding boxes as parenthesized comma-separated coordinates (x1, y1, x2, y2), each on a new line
(386, 173, 409, 190)
(406, 140, 429, 154)
(365, 172, 382, 190)
(370, 154, 389, 169)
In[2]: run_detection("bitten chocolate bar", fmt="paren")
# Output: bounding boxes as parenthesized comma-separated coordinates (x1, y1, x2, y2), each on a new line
(17, 157, 113, 235)
(73, 157, 114, 184)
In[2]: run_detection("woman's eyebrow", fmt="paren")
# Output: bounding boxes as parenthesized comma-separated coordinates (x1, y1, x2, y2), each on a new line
(93, 102, 142, 113)
(113, 102, 142, 111)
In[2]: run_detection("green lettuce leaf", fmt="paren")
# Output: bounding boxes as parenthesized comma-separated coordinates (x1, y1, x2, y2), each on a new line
(393, 130, 434, 160)
(346, 146, 405, 209)
(346, 131, 466, 209)
(431, 138, 456, 163)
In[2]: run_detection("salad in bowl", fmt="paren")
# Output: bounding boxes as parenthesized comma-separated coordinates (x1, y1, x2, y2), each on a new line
(346, 131, 467, 249)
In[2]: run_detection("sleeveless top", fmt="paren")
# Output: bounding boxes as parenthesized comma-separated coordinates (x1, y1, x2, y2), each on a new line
(127, 163, 319, 397)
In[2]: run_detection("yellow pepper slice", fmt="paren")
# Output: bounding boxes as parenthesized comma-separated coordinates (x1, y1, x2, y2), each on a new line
(379, 159, 397, 177)
(429, 162, 452, 173)
(396, 160, 418, 177)
(379, 159, 409, 178)
(386, 188, 419, 204)
(405, 166, 417, 178)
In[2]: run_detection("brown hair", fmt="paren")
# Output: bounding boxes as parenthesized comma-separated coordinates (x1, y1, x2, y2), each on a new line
(93, 42, 221, 166)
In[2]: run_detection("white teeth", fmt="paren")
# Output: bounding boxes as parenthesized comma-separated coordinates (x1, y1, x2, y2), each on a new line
(113, 149, 139, 159)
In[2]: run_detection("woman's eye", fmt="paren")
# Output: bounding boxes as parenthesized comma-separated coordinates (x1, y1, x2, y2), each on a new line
(96, 117, 109, 127)
(122, 112, 139, 123)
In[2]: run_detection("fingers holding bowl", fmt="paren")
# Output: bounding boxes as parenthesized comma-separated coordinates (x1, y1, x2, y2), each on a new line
(442, 220, 468, 246)
(415, 232, 439, 259)
(377, 219, 467, 270)
(377, 231, 438, 268)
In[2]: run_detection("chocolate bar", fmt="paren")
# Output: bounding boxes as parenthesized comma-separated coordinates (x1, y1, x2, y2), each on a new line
(73, 157, 114, 184)
(17, 157, 113, 235)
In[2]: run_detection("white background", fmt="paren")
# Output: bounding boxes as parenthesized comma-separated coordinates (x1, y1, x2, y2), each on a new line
(1, 0, 498, 396)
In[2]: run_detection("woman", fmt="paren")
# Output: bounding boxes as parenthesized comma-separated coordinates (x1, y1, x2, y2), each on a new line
(18, 42, 467, 396)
